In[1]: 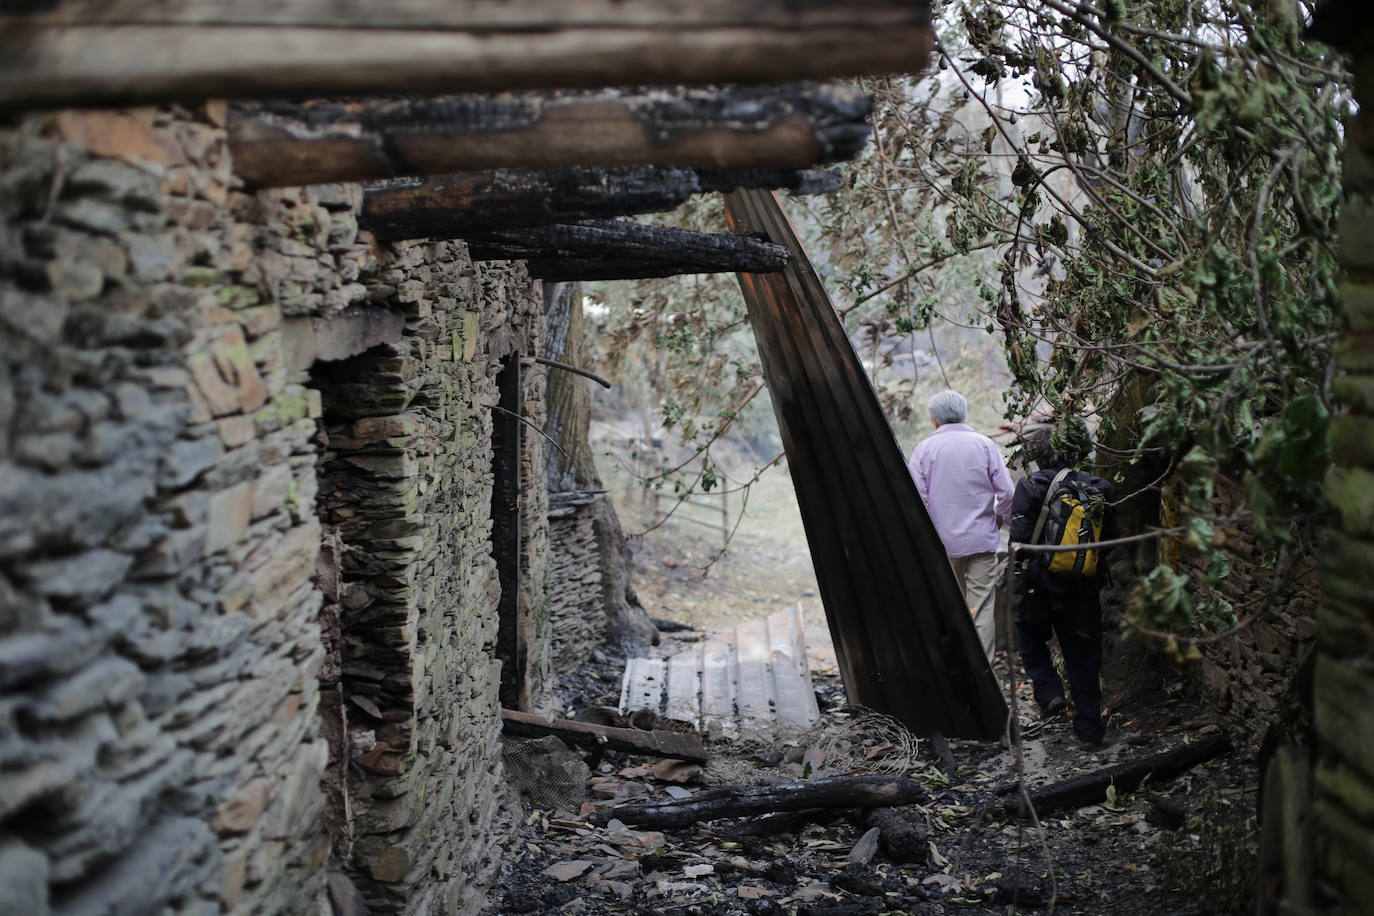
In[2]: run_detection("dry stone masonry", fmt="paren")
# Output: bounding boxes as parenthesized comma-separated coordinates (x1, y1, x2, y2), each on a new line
(1318, 28, 1374, 913)
(0, 102, 552, 915)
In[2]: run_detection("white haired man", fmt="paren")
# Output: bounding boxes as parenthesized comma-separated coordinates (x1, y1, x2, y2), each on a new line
(908, 390, 1015, 664)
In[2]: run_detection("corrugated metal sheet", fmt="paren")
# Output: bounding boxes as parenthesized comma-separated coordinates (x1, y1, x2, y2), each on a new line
(620, 606, 821, 739)
(722, 188, 1007, 740)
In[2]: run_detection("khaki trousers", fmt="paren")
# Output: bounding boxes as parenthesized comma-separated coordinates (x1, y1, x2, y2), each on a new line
(951, 552, 998, 663)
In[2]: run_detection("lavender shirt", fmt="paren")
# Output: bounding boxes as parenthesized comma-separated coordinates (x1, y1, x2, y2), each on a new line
(908, 423, 1015, 558)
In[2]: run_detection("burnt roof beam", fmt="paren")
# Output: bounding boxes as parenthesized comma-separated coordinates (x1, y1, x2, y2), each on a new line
(358, 166, 840, 240)
(229, 83, 873, 189)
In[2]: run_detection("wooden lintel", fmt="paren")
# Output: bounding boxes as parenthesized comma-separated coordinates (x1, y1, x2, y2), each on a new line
(500, 708, 708, 763)
(359, 167, 837, 241)
(1, 2, 934, 111)
(229, 85, 871, 189)
(466, 219, 790, 273)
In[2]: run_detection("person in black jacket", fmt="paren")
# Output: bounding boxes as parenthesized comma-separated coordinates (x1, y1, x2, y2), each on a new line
(1008, 418, 1118, 746)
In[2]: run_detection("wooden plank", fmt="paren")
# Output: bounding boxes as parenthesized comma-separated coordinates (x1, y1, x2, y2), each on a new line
(618, 656, 665, 717)
(663, 647, 701, 726)
(768, 605, 821, 731)
(733, 618, 774, 730)
(229, 85, 871, 188)
(700, 637, 737, 739)
(0, 2, 934, 111)
(4, 1, 932, 29)
(501, 708, 708, 764)
(723, 188, 1008, 740)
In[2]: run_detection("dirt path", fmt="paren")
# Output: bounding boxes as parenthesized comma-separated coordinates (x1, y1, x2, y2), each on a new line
(483, 466, 1258, 915)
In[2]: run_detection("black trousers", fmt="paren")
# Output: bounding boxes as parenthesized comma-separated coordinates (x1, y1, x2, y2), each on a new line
(1014, 587, 1105, 743)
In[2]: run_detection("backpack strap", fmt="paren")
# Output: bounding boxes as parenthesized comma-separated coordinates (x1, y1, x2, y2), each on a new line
(1028, 468, 1074, 546)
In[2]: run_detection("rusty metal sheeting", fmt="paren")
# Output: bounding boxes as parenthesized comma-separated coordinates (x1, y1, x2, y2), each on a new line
(723, 188, 1007, 740)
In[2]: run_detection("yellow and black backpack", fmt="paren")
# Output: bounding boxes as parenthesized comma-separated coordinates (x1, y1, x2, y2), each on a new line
(1030, 468, 1106, 578)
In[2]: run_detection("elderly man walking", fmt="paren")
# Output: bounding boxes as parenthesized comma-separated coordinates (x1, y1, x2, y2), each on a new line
(908, 390, 1015, 664)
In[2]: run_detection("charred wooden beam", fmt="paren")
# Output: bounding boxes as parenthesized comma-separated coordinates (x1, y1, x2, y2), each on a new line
(466, 220, 790, 273)
(522, 257, 762, 282)
(500, 709, 708, 763)
(999, 733, 1232, 818)
(0, 1, 934, 111)
(230, 84, 871, 188)
(359, 167, 838, 241)
(591, 775, 924, 828)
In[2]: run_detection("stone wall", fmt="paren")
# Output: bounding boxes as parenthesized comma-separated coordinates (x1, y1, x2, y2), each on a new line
(546, 492, 610, 677)
(1317, 27, 1374, 912)
(0, 103, 546, 915)
(1184, 481, 1317, 742)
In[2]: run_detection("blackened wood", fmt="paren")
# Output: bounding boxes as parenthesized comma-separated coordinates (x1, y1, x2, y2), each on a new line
(360, 167, 841, 241)
(361, 168, 695, 241)
(1000, 733, 1232, 818)
(863, 806, 929, 864)
(500, 709, 708, 764)
(522, 257, 772, 282)
(723, 188, 1008, 740)
(592, 775, 923, 828)
(0, 2, 934, 111)
(229, 85, 871, 188)
(492, 355, 525, 710)
(467, 220, 790, 275)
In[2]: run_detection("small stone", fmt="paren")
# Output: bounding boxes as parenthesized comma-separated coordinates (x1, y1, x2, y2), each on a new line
(0, 839, 50, 916)
(369, 846, 411, 884)
(217, 415, 255, 448)
(848, 826, 882, 866)
(20, 549, 132, 601)
(45, 259, 104, 300)
(542, 860, 594, 882)
(206, 482, 254, 553)
(213, 778, 272, 835)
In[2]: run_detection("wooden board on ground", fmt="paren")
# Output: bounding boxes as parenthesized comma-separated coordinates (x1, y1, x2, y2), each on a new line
(501, 708, 707, 763)
(619, 657, 665, 719)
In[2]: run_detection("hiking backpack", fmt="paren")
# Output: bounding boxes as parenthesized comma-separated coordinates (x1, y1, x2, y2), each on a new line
(1029, 468, 1106, 578)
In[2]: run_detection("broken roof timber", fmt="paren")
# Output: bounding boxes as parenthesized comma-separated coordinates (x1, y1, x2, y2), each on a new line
(229, 84, 872, 189)
(359, 166, 840, 241)
(0, 1, 934, 111)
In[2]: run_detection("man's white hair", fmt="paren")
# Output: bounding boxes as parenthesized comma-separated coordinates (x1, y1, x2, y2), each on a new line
(927, 390, 968, 425)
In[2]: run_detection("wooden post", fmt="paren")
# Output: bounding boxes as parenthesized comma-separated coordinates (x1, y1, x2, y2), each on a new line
(229, 85, 871, 188)
(1, 2, 934, 111)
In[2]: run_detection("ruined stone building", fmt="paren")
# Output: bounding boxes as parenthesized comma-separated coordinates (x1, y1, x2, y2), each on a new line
(0, 4, 937, 914)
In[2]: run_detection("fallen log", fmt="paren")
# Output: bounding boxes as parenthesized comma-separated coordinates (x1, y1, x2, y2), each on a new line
(1001, 733, 1231, 818)
(229, 85, 871, 188)
(500, 708, 708, 764)
(592, 774, 924, 828)
(360, 167, 839, 240)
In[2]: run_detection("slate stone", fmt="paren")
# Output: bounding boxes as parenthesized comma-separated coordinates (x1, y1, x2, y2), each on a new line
(0, 839, 50, 916)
